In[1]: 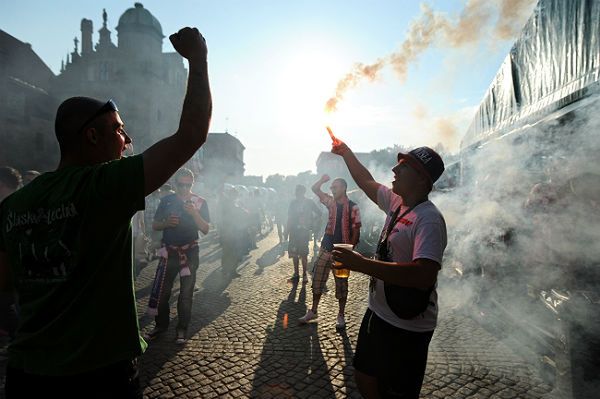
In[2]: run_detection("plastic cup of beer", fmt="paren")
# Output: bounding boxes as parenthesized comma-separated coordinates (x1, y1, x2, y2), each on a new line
(332, 243, 353, 278)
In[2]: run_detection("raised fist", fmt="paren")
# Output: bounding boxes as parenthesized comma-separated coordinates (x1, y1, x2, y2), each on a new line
(169, 27, 207, 63)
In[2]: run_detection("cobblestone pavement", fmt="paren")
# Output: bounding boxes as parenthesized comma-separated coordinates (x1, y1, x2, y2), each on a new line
(134, 230, 554, 399)
(0, 229, 554, 398)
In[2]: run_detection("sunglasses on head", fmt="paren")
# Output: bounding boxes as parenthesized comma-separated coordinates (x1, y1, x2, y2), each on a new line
(77, 99, 119, 135)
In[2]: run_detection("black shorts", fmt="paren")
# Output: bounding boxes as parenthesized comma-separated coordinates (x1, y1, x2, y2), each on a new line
(353, 309, 434, 399)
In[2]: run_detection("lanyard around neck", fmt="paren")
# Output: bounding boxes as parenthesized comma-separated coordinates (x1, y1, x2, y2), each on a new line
(380, 198, 427, 244)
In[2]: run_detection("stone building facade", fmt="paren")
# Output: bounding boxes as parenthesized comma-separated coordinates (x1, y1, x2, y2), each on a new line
(53, 3, 187, 152)
(198, 132, 246, 189)
(1, 3, 246, 182)
(0, 30, 59, 171)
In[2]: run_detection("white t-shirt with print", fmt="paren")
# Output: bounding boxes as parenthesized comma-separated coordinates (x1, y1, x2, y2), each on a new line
(367, 185, 447, 332)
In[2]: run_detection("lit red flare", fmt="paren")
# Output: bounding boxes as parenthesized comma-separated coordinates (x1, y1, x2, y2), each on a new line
(326, 126, 340, 145)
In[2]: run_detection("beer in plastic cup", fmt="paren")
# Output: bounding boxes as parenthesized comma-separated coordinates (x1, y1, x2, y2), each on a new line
(332, 243, 353, 278)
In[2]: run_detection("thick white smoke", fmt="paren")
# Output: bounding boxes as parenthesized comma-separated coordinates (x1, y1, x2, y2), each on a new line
(325, 0, 537, 112)
(433, 95, 600, 396)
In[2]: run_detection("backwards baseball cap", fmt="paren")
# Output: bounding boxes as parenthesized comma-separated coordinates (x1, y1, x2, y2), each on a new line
(397, 146, 445, 185)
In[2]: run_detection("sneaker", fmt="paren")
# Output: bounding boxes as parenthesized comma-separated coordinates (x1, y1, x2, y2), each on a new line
(175, 329, 187, 344)
(143, 327, 166, 341)
(336, 315, 346, 329)
(298, 309, 318, 324)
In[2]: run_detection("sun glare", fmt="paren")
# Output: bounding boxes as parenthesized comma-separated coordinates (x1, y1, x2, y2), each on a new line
(275, 49, 346, 140)
(273, 44, 387, 148)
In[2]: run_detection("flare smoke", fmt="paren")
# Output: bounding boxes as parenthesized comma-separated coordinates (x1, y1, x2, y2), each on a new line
(325, 0, 536, 112)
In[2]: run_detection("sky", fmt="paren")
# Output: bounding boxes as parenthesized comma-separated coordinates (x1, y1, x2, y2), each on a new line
(1, 0, 537, 177)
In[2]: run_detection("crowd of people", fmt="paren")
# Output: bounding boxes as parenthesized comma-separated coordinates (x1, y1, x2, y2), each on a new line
(0, 26, 449, 399)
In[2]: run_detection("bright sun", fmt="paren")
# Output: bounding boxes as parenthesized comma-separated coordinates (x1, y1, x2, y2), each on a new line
(275, 49, 346, 140)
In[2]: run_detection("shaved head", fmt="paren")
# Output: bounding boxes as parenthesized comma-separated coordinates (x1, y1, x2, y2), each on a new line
(55, 96, 106, 150)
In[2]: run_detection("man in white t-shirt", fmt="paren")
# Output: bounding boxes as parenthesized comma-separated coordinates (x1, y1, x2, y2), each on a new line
(330, 140, 447, 399)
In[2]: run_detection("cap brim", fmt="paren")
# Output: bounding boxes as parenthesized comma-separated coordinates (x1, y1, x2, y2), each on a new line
(397, 153, 433, 184)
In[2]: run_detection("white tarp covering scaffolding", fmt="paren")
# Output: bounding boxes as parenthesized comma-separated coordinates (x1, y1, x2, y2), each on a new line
(461, 0, 600, 150)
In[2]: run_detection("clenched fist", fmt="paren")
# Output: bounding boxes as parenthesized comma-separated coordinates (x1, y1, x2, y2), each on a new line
(331, 140, 349, 156)
(169, 27, 207, 63)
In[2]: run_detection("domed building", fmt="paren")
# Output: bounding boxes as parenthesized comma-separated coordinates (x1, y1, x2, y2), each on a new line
(1, 3, 245, 180)
(52, 3, 187, 152)
(116, 3, 164, 56)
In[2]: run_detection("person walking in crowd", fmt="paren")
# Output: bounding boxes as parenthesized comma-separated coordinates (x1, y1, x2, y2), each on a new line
(218, 187, 248, 278)
(145, 168, 210, 344)
(330, 140, 447, 399)
(0, 27, 211, 398)
(286, 184, 322, 284)
(0, 167, 22, 202)
(311, 197, 325, 255)
(299, 174, 361, 329)
(273, 194, 287, 244)
(246, 189, 263, 249)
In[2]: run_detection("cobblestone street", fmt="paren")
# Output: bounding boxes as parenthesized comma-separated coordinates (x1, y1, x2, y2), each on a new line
(133, 230, 553, 399)
(0, 229, 554, 398)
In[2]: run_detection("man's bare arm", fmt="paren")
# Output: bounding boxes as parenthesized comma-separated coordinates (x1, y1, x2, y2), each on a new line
(334, 249, 440, 289)
(185, 204, 209, 235)
(332, 141, 381, 204)
(143, 27, 212, 195)
(311, 174, 330, 200)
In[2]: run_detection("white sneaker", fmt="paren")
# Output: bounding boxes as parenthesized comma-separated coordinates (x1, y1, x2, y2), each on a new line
(175, 328, 187, 345)
(298, 309, 318, 324)
(336, 315, 346, 329)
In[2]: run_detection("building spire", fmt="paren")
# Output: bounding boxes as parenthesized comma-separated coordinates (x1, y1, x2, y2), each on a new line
(73, 37, 79, 54)
(97, 7, 115, 50)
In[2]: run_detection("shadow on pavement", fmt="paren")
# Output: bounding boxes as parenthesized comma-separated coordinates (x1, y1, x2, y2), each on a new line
(337, 327, 356, 393)
(138, 261, 234, 387)
(250, 281, 336, 398)
(254, 243, 286, 276)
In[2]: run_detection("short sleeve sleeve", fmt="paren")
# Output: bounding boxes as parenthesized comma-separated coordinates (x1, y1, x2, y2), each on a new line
(412, 222, 446, 264)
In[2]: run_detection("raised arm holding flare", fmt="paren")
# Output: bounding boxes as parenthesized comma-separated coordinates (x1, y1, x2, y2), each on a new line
(330, 140, 441, 287)
(329, 136, 447, 399)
